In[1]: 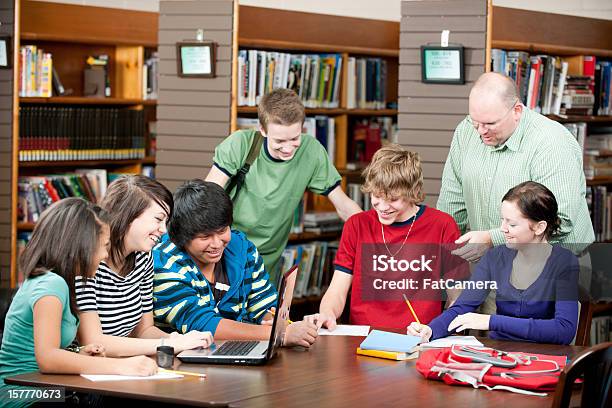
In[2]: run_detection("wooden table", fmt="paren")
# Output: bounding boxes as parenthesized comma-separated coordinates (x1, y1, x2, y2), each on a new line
(5, 336, 583, 407)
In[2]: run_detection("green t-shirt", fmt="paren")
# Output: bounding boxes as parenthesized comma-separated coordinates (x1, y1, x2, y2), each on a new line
(213, 129, 341, 276)
(0, 272, 78, 406)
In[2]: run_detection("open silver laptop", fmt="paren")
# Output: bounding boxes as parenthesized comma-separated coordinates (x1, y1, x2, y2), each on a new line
(177, 265, 298, 365)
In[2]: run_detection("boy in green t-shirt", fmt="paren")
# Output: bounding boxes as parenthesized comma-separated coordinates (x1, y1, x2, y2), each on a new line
(206, 88, 362, 275)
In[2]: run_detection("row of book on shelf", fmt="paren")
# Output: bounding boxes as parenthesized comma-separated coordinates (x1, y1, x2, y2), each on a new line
(275, 241, 339, 297)
(238, 50, 343, 108)
(587, 185, 612, 242)
(491, 51, 611, 116)
(18, 45, 159, 100)
(17, 168, 154, 224)
(237, 50, 390, 110)
(238, 116, 396, 167)
(19, 106, 146, 161)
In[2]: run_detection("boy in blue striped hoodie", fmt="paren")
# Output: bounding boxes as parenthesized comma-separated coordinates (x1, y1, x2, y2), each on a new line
(153, 179, 317, 347)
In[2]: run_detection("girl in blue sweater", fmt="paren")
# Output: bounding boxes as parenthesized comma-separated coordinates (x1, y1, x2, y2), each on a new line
(408, 181, 579, 344)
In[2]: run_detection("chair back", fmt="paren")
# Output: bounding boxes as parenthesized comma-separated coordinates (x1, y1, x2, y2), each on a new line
(551, 342, 612, 408)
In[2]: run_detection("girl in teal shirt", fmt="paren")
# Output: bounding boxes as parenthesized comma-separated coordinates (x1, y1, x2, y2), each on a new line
(0, 198, 158, 407)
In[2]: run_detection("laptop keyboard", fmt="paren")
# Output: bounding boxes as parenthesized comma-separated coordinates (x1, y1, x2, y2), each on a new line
(212, 341, 260, 356)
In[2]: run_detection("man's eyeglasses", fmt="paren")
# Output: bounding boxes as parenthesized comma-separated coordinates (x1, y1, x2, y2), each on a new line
(467, 99, 519, 130)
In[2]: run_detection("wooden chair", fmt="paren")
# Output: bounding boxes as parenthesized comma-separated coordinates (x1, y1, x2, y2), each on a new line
(574, 298, 594, 346)
(551, 341, 612, 408)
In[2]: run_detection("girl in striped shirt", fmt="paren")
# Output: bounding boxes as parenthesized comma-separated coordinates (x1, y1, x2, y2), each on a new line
(76, 175, 213, 356)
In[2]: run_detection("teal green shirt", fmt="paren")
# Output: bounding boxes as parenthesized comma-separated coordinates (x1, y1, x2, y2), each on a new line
(0, 272, 78, 406)
(213, 129, 341, 276)
(437, 107, 595, 253)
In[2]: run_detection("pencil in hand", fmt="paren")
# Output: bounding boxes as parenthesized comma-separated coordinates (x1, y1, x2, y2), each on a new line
(402, 294, 421, 326)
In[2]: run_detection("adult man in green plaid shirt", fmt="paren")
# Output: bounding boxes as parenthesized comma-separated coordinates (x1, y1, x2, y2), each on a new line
(437, 72, 595, 266)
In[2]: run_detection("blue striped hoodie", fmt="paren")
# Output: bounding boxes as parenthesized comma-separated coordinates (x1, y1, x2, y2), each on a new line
(152, 230, 277, 335)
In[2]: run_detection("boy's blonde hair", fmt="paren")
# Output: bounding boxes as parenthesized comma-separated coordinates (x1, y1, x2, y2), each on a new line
(258, 88, 305, 132)
(361, 144, 425, 203)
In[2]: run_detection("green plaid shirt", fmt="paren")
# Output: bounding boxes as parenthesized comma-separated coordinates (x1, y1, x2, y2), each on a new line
(437, 107, 595, 253)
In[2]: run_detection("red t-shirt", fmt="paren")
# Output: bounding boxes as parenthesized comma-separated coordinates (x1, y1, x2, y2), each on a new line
(334, 206, 466, 329)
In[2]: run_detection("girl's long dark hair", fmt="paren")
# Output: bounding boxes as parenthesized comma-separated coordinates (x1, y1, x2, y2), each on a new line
(101, 175, 173, 276)
(21, 198, 109, 316)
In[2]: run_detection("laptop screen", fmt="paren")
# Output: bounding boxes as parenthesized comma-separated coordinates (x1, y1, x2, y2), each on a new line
(265, 265, 298, 359)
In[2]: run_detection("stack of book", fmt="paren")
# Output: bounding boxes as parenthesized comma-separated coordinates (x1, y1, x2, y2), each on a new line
(587, 185, 612, 242)
(237, 50, 342, 108)
(303, 212, 343, 234)
(18, 106, 146, 161)
(347, 183, 371, 211)
(303, 116, 336, 162)
(583, 126, 612, 180)
(346, 57, 388, 109)
(348, 117, 395, 165)
(563, 122, 587, 151)
(356, 330, 420, 361)
(276, 241, 339, 294)
(490, 50, 612, 116)
(561, 75, 595, 116)
(19, 45, 53, 97)
(143, 52, 159, 100)
(17, 169, 108, 223)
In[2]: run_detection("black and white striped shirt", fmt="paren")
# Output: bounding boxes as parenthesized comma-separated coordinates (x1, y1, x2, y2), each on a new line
(75, 251, 154, 337)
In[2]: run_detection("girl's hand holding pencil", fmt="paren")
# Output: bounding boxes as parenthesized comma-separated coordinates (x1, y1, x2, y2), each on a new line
(407, 322, 432, 342)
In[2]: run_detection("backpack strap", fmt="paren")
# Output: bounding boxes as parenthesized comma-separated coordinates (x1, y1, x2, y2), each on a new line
(225, 131, 264, 201)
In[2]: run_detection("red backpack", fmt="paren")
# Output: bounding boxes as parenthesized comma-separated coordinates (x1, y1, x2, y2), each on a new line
(416, 345, 568, 396)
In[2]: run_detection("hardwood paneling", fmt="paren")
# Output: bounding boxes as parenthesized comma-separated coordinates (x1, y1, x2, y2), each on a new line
(398, 113, 466, 131)
(157, 90, 231, 107)
(156, 0, 234, 189)
(157, 121, 229, 137)
(158, 30, 232, 47)
(398, 0, 487, 199)
(401, 16, 486, 32)
(401, 0, 486, 16)
(157, 106, 229, 121)
(157, 135, 226, 150)
(399, 97, 468, 115)
(160, 1, 232, 15)
(399, 81, 474, 98)
(400, 32, 485, 50)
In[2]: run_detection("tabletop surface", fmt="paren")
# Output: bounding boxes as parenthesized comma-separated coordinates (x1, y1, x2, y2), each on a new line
(5, 336, 584, 407)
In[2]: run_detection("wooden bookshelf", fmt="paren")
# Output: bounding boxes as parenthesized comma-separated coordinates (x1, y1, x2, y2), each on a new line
(488, 5, 612, 343)
(9, 1, 159, 286)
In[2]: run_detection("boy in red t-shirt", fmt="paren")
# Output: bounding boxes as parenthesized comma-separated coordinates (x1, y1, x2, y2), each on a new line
(306, 144, 467, 330)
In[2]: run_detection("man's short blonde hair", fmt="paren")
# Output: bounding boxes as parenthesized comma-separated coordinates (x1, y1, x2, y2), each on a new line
(258, 88, 305, 132)
(361, 144, 425, 203)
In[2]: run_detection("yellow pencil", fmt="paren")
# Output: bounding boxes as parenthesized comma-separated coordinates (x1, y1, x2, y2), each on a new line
(159, 368, 206, 378)
(269, 309, 293, 324)
(402, 294, 421, 325)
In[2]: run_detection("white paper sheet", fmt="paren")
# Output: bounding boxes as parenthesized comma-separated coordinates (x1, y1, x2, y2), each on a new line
(420, 335, 484, 348)
(318, 325, 370, 336)
(81, 373, 183, 382)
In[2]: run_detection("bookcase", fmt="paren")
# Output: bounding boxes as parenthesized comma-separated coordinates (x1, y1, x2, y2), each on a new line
(236, 6, 399, 318)
(491, 5, 612, 346)
(7, 1, 159, 287)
